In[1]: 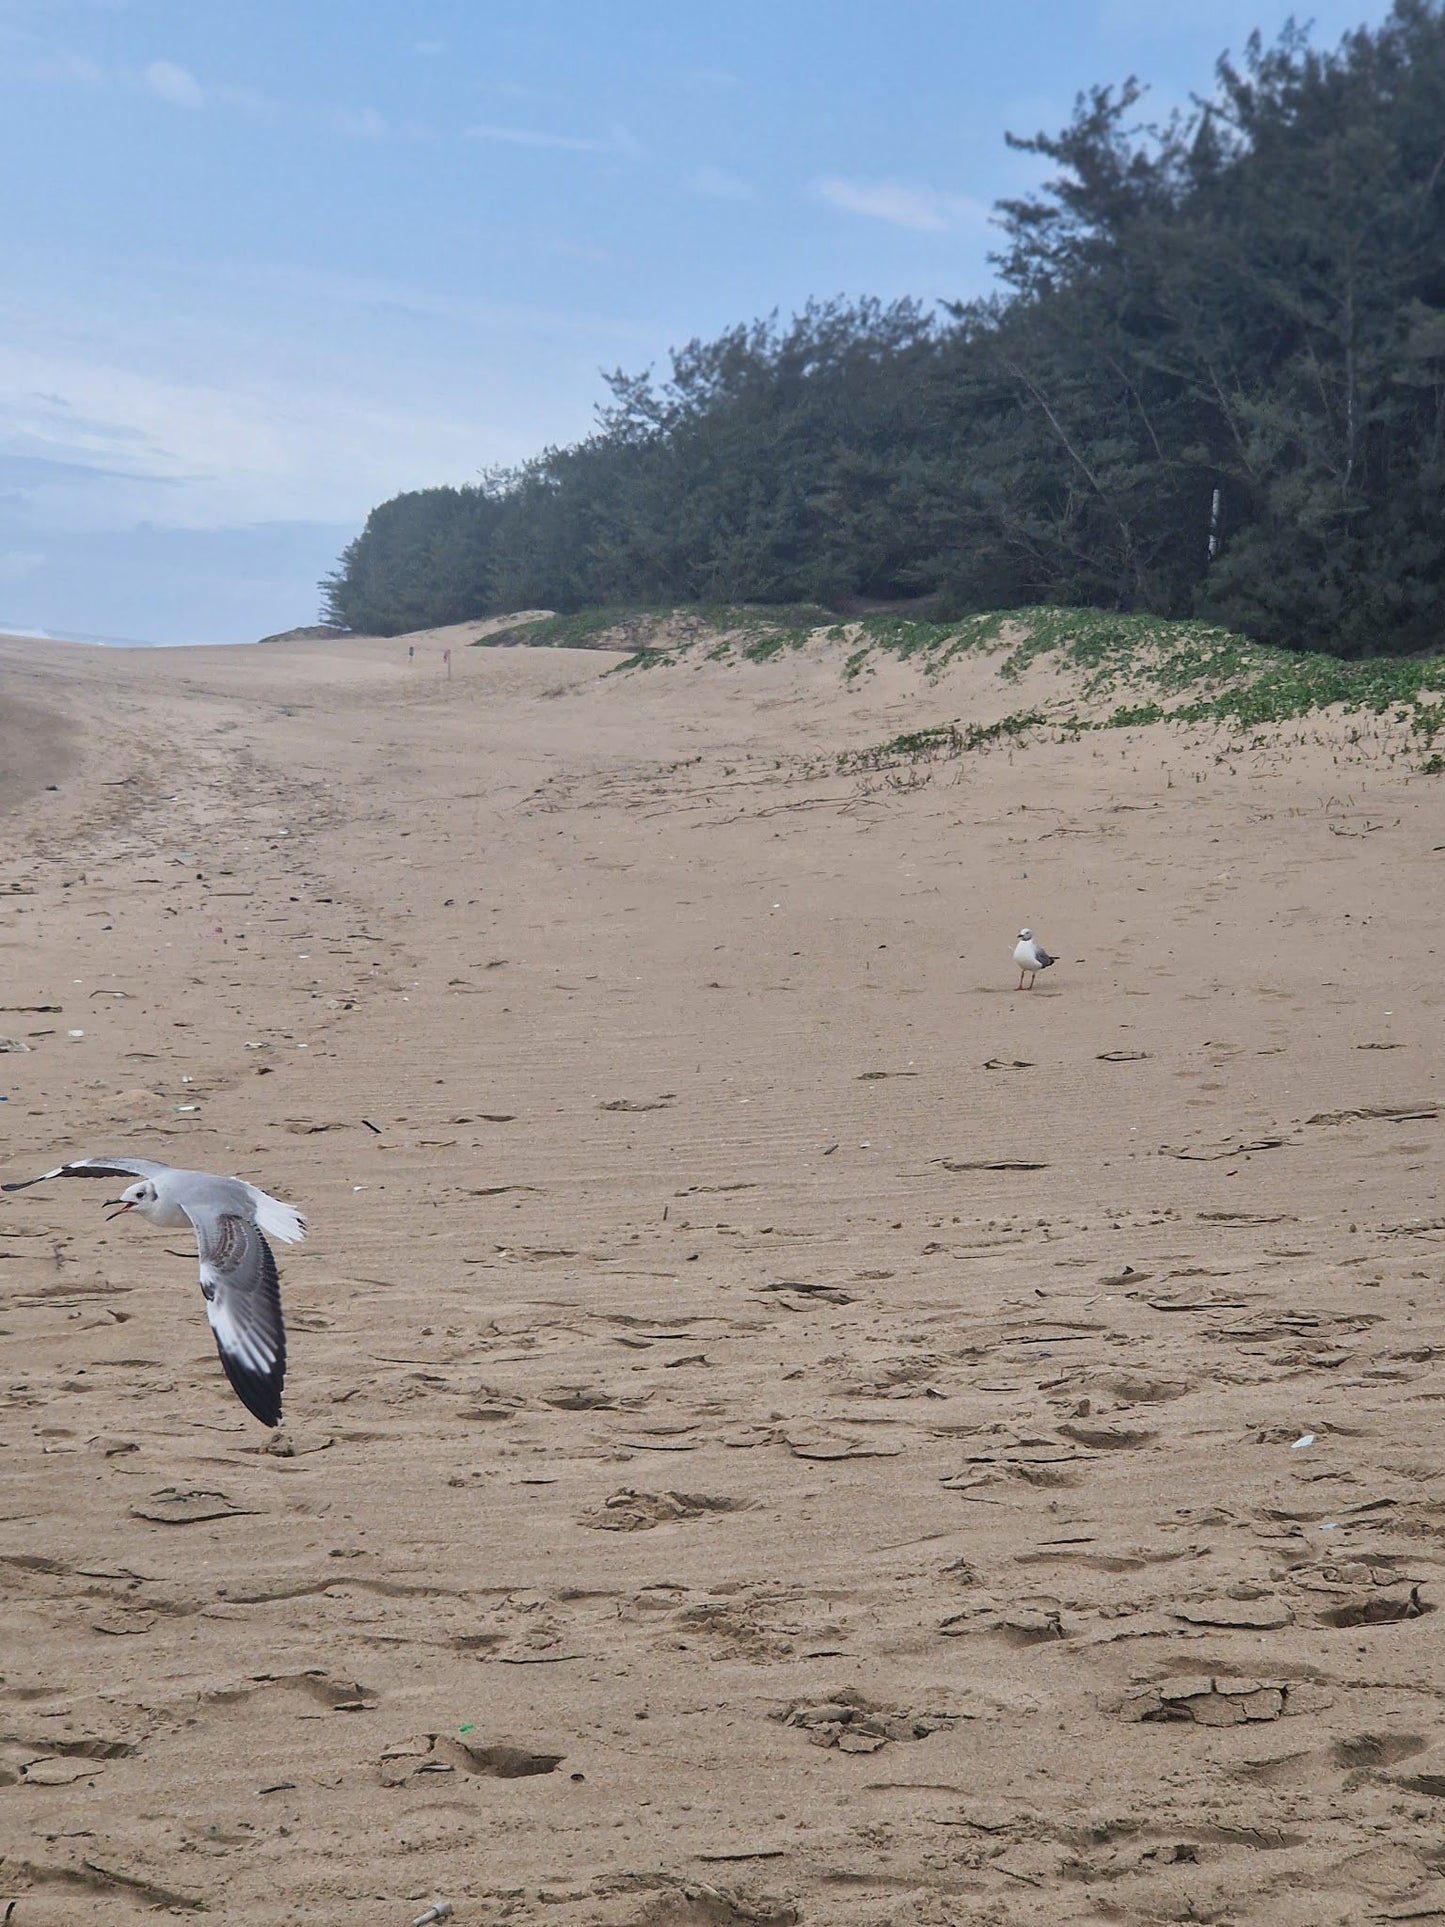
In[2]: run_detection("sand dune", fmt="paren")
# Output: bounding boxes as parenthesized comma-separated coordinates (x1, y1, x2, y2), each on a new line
(0, 620, 1441, 1924)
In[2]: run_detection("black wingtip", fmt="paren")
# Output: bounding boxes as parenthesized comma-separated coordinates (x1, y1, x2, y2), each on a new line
(215, 1346, 286, 1427)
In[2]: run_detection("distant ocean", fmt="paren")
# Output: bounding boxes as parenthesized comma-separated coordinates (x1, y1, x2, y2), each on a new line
(0, 622, 237, 648)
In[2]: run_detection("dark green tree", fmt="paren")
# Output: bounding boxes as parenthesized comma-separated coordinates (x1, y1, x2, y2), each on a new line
(323, 1, 1445, 660)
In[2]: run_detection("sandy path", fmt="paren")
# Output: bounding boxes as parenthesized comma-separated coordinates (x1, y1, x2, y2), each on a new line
(0, 623, 1442, 1925)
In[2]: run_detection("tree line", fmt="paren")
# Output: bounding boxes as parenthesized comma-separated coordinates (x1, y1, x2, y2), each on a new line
(323, 2, 1445, 659)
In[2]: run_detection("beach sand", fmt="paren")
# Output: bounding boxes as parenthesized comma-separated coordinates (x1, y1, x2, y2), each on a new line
(0, 620, 1441, 1924)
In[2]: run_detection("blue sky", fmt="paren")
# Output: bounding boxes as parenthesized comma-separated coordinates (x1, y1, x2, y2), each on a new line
(1, 0, 1397, 644)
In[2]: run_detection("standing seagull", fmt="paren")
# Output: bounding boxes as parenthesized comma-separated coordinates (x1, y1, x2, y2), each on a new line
(2, 1156, 303, 1426)
(1013, 928, 1056, 990)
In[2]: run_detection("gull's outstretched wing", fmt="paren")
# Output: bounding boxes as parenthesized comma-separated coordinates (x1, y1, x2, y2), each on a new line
(187, 1207, 287, 1428)
(2, 1155, 170, 1193)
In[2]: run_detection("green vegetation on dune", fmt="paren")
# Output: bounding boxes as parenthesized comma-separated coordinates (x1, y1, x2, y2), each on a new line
(476, 604, 831, 657)
(835, 711, 1053, 775)
(480, 609, 652, 650)
(525, 601, 1445, 767)
(851, 607, 1445, 751)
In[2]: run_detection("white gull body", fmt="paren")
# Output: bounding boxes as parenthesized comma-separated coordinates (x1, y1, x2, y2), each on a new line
(1013, 928, 1055, 990)
(2, 1155, 304, 1426)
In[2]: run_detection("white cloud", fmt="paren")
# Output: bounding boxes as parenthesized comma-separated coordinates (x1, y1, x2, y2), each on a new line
(813, 175, 987, 233)
(24, 47, 108, 87)
(463, 121, 610, 153)
(0, 339, 495, 529)
(213, 81, 276, 115)
(688, 165, 754, 201)
(243, 259, 646, 340)
(142, 59, 204, 108)
(0, 549, 44, 585)
(331, 105, 387, 140)
(463, 120, 639, 157)
(482, 80, 558, 103)
(0, 256, 655, 535)
(15, 43, 384, 134)
(548, 239, 610, 264)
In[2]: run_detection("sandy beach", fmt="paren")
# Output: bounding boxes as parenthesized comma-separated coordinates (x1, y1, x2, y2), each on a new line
(1, 619, 1442, 1925)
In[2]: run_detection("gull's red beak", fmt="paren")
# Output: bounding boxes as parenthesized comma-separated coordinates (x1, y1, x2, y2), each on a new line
(103, 1199, 135, 1222)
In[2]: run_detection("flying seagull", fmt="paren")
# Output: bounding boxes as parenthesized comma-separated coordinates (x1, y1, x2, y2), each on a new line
(2, 1156, 304, 1426)
(1013, 928, 1055, 990)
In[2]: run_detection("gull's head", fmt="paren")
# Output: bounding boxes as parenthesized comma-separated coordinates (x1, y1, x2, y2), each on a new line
(105, 1179, 158, 1223)
(1018, 928, 1032, 941)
